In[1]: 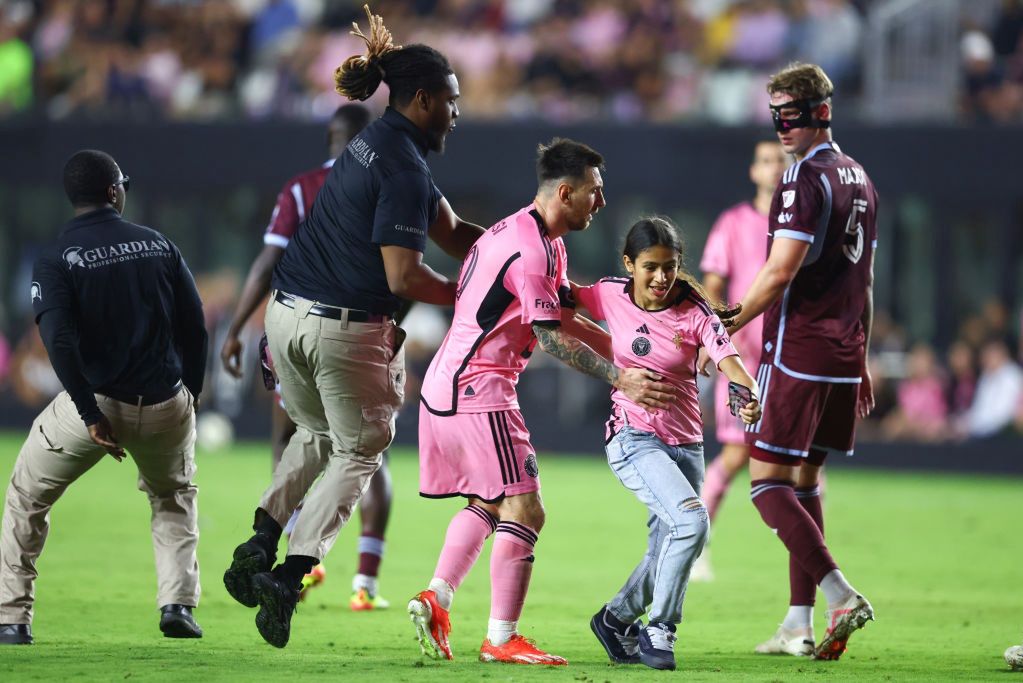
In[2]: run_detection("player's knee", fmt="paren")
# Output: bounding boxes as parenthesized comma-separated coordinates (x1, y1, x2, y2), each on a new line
(674, 497, 709, 543)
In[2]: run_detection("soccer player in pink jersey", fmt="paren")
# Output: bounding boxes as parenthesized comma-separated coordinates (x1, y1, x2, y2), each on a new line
(693, 139, 785, 582)
(721, 62, 878, 660)
(408, 139, 674, 666)
(219, 104, 396, 611)
(575, 217, 761, 671)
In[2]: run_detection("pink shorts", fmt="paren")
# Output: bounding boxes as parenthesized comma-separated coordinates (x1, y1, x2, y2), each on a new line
(745, 361, 858, 466)
(418, 403, 541, 503)
(714, 373, 747, 445)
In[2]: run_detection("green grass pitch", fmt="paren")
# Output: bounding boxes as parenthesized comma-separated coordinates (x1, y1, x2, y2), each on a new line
(0, 433, 1019, 681)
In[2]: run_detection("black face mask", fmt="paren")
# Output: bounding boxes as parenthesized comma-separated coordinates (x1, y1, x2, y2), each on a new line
(770, 95, 832, 133)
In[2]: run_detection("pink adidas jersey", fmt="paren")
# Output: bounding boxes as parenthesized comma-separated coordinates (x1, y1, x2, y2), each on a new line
(700, 201, 768, 366)
(576, 278, 739, 445)
(420, 205, 570, 415)
(263, 161, 333, 249)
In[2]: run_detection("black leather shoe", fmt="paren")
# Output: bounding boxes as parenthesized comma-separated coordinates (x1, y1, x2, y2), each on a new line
(224, 534, 276, 608)
(159, 604, 203, 638)
(253, 571, 299, 648)
(0, 624, 33, 645)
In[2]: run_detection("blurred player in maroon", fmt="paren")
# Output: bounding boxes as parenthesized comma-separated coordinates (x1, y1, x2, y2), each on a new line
(220, 104, 394, 611)
(692, 139, 785, 582)
(722, 62, 877, 660)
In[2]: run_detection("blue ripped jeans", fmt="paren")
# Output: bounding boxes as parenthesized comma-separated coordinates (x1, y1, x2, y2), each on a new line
(605, 426, 709, 626)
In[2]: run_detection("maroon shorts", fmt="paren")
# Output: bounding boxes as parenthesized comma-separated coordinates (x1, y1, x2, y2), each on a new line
(418, 403, 541, 503)
(745, 362, 858, 466)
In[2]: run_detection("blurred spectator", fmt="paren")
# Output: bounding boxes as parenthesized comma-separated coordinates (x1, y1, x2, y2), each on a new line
(965, 339, 1023, 438)
(881, 343, 949, 442)
(6, 0, 882, 124)
(946, 340, 978, 419)
(0, 4, 33, 115)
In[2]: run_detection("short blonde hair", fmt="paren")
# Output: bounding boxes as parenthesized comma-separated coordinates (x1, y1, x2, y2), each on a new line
(767, 62, 834, 101)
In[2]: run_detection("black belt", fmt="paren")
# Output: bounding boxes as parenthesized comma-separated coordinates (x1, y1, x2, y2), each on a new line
(100, 381, 183, 406)
(274, 291, 390, 323)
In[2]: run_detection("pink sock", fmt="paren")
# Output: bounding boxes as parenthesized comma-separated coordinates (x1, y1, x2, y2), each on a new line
(433, 505, 497, 590)
(703, 456, 735, 522)
(490, 522, 538, 622)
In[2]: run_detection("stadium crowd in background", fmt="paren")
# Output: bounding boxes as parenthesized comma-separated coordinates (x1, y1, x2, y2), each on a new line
(0, 0, 1017, 124)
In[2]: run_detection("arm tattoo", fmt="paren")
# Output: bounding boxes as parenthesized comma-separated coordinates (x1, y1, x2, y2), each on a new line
(533, 324, 618, 386)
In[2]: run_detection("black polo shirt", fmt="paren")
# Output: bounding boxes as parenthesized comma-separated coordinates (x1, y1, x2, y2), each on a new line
(31, 208, 207, 423)
(272, 107, 442, 315)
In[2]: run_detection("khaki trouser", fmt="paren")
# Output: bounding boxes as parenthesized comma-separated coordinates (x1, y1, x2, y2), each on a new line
(261, 295, 404, 560)
(0, 388, 199, 624)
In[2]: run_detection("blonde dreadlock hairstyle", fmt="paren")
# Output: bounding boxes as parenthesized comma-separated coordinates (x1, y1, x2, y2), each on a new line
(334, 5, 454, 106)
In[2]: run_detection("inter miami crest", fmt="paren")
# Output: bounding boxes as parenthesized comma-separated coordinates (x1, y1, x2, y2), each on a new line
(632, 336, 651, 356)
(524, 453, 538, 478)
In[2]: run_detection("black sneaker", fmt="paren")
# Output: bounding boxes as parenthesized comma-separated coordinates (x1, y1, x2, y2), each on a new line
(0, 624, 32, 645)
(159, 604, 203, 638)
(590, 605, 641, 664)
(224, 535, 276, 608)
(638, 621, 678, 671)
(253, 571, 299, 648)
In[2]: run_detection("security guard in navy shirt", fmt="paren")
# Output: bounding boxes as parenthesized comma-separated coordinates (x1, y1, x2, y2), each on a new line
(0, 150, 207, 645)
(223, 7, 484, 649)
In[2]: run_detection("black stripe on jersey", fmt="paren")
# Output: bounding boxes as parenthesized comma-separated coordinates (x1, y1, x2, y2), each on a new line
(421, 252, 521, 417)
(530, 209, 556, 277)
(688, 293, 712, 316)
(600, 276, 630, 286)
(488, 412, 510, 485)
(497, 521, 539, 545)
(497, 411, 520, 483)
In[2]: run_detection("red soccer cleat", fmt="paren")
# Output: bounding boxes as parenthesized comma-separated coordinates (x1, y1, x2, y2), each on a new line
(408, 590, 453, 660)
(479, 635, 568, 665)
(298, 564, 326, 602)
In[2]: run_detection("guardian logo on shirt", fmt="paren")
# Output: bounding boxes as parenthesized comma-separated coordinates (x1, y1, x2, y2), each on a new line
(30, 282, 41, 303)
(347, 137, 379, 168)
(782, 190, 796, 208)
(63, 239, 171, 270)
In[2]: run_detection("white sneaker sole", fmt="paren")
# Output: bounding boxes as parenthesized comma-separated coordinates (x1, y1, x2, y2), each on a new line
(408, 597, 446, 659)
(754, 637, 814, 656)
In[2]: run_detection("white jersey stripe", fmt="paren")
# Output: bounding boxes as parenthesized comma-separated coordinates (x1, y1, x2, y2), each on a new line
(290, 182, 305, 223)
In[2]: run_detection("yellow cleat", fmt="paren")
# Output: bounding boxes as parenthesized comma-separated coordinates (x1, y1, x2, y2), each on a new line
(350, 587, 390, 611)
(298, 564, 326, 601)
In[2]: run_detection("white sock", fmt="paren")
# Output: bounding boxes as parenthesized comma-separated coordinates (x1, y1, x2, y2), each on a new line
(428, 577, 454, 611)
(781, 605, 813, 631)
(487, 618, 517, 646)
(352, 573, 377, 595)
(819, 569, 856, 606)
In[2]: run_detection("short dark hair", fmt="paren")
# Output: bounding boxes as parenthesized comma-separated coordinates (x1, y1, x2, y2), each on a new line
(332, 103, 372, 131)
(535, 138, 604, 187)
(63, 150, 119, 207)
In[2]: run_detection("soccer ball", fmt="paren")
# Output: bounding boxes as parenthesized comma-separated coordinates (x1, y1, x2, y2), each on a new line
(1005, 644, 1023, 671)
(196, 411, 235, 451)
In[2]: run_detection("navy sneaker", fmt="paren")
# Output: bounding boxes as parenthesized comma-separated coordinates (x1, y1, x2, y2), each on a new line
(590, 605, 642, 664)
(0, 624, 32, 645)
(638, 621, 678, 670)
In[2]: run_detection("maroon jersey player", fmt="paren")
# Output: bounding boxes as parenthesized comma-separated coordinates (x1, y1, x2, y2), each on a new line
(723, 62, 877, 661)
